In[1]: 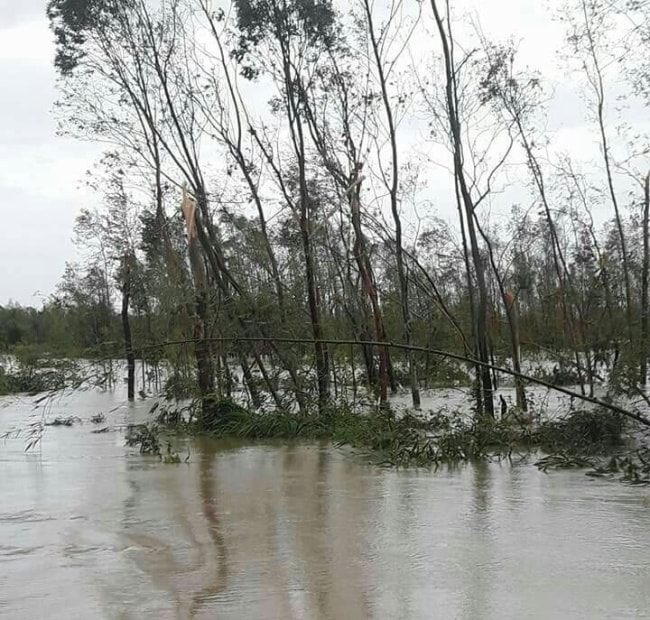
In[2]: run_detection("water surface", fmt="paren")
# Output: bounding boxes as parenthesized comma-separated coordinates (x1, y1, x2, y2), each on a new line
(1, 390, 649, 619)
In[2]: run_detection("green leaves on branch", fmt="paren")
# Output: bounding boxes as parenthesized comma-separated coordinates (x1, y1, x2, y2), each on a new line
(231, 0, 339, 78)
(47, 0, 125, 75)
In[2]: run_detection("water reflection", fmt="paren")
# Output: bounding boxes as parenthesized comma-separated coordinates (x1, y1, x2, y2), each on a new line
(1, 392, 650, 619)
(460, 461, 493, 620)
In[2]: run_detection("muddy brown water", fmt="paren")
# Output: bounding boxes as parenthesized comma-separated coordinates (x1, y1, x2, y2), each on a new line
(1, 390, 650, 619)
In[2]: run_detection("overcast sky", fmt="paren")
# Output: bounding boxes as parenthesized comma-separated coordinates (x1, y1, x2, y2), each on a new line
(0, 0, 645, 308)
(0, 0, 100, 307)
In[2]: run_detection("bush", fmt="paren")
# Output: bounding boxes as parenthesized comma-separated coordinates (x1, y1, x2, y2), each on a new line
(537, 408, 624, 454)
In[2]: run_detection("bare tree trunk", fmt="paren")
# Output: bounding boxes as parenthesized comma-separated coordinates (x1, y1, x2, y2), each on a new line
(579, 0, 634, 347)
(474, 218, 528, 411)
(453, 180, 484, 413)
(121, 253, 135, 401)
(429, 0, 493, 418)
(348, 166, 389, 408)
(300, 206, 331, 413)
(363, 0, 420, 408)
(507, 292, 527, 410)
(641, 172, 650, 386)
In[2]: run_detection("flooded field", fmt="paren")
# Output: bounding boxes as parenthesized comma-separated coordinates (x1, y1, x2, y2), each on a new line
(1, 390, 650, 619)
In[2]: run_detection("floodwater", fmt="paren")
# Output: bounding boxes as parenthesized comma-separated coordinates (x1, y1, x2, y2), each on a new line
(1, 390, 650, 620)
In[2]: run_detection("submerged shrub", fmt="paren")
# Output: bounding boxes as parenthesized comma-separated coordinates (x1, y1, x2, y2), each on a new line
(136, 395, 636, 475)
(537, 408, 624, 454)
(162, 373, 196, 401)
(126, 423, 161, 455)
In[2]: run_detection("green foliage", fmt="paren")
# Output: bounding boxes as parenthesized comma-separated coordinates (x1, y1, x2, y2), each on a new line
(0, 347, 78, 396)
(536, 408, 624, 455)
(162, 373, 197, 401)
(232, 0, 339, 78)
(138, 397, 629, 471)
(47, 0, 125, 75)
(126, 423, 161, 455)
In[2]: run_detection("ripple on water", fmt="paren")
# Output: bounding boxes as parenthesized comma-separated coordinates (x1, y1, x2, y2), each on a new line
(0, 509, 55, 524)
(0, 545, 41, 560)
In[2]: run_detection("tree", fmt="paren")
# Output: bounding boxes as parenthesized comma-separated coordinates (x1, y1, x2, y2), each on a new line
(361, 0, 421, 408)
(230, 0, 340, 413)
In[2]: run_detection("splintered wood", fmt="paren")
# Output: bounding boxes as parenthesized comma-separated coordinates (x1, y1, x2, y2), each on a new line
(181, 183, 198, 242)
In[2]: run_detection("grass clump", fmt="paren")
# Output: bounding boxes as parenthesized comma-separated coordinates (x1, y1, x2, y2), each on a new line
(189, 399, 533, 467)
(132, 396, 635, 475)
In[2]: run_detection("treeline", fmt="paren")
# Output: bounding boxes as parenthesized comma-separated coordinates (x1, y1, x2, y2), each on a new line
(38, 0, 650, 421)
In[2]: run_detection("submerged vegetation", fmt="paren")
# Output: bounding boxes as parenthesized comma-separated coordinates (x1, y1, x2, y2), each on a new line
(122, 394, 649, 485)
(5, 0, 650, 484)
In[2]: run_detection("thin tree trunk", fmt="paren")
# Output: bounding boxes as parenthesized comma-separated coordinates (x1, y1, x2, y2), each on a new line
(429, 0, 493, 418)
(473, 218, 528, 411)
(121, 253, 135, 401)
(641, 172, 650, 386)
(454, 178, 483, 414)
(363, 0, 420, 408)
(507, 292, 527, 410)
(238, 353, 261, 409)
(580, 0, 634, 346)
(348, 166, 389, 408)
(300, 207, 331, 413)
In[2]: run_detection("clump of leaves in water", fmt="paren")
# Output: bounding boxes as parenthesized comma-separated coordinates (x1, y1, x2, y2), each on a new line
(583, 448, 650, 485)
(45, 416, 82, 427)
(535, 408, 624, 455)
(126, 423, 161, 455)
(125, 423, 185, 464)
(535, 453, 595, 472)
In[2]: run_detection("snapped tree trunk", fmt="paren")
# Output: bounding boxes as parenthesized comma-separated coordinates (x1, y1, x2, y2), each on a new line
(181, 186, 215, 420)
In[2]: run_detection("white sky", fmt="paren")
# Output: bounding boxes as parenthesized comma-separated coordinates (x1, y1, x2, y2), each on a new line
(0, 0, 646, 307)
(0, 2, 101, 307)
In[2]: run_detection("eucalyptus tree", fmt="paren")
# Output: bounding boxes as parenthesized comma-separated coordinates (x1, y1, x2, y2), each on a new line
(48, 0, 283, 414)
(76, 155, 143, 398)
(565, 0, 634, 353)
(357, 0, 422, 407)
(47, 0, 218, 408)
(226, 0, 345, 412)
(421, 0, 533, 418)
(272, 5, 400, 406)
